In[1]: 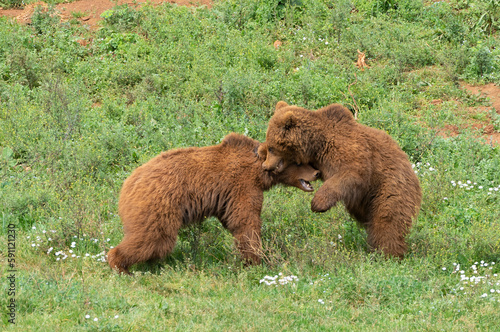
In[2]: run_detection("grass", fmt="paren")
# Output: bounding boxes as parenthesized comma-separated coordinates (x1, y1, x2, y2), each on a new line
(1, 0, 500, 330)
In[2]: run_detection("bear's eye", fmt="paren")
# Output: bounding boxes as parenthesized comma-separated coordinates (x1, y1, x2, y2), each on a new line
(268, 147, 273, 153)
(296, 162, 302, 166)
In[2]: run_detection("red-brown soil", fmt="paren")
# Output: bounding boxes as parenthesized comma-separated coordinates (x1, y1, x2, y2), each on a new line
(433, 83, 500, 145)
(461, 83, 500, 145)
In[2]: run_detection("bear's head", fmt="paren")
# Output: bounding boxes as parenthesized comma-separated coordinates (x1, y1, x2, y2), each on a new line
(262, 101, 312, 172)
(263, 101, 355, 173)
(257, 142, 319, 192)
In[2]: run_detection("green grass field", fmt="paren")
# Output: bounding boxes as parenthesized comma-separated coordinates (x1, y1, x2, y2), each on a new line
(1, 0, 499, 330)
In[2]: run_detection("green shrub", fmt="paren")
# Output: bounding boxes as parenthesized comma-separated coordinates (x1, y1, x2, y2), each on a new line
(0, 0, 24, 9)
(31, 4, 60, 35)
(462, 44, 500, 82)
(101, 4, 144, 31)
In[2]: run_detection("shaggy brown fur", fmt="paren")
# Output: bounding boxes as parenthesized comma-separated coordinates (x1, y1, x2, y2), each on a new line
(108, 133, 320, 274)
(262, 101, 422, 258)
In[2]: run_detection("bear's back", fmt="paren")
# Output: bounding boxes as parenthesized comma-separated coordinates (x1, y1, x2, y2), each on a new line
(118, 133, 264, 224)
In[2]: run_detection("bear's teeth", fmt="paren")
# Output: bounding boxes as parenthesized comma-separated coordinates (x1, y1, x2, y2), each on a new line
(300, 180, 313, 191)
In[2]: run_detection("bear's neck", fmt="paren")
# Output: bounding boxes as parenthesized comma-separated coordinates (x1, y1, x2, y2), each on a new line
(300, 128, 327, 163)
(260, 170, 277, 191)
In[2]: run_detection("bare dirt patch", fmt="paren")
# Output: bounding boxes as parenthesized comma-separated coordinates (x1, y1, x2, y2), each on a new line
(462, 83, 500, 114)
(435, 83, 500, 145)
(0, 0, 212, 29)
(460, 82, 500, 146)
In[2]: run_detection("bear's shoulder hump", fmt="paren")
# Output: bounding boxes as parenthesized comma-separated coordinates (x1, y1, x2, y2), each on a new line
(318, 104, 355, 123)
(221, 133, 259, 150)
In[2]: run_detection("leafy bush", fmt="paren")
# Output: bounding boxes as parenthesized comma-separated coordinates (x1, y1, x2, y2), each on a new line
(0, 0, 24, 9)
(31, 4, 60, 35)
(101, 4, 144, 31)
(462, 44, 500, 82)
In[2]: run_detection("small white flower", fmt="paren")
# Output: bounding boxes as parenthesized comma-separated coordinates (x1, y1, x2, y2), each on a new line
(325, 41, 328, 45)
(114, 315, 119, 319)
(32, 226, 36, 230)
(442, 267, 446, 271)
(480, 293, 488, 298)
(94, 317, 98, 322)
(85, 315, 90, 319)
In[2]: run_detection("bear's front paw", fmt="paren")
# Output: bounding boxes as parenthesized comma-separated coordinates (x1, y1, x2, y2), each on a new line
(311, 195, 336, 213)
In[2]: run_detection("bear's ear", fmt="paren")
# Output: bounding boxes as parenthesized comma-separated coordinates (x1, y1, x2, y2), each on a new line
(282, 111, 297, 130)
(274, 101, 289, 113)
(256, 143, 268, 159)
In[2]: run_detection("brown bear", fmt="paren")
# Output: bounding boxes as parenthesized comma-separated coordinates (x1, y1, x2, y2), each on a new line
(107, 133, 320, 274)
(262, 101, 422, 258)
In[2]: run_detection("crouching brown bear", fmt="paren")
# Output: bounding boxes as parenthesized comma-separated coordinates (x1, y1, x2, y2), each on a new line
(262, 101, 422, 258)
(108, 133, 320, 274)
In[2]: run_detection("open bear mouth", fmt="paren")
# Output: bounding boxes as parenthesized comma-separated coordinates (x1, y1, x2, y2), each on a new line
(300, 179, 314, 192)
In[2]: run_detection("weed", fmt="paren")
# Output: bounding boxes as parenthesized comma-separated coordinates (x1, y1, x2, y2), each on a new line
(101, 4, 144, 32)
(0, 0, 23, 9)
(71, 11, 86, 19)
(31, 4, 60, 35)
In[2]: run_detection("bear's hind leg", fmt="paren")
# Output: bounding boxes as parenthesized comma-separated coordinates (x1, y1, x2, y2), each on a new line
(108, 217, 182, 274)
(365, 212, 412, 259)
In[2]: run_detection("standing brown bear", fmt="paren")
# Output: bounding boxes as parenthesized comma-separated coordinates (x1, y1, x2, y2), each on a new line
(262, 101, 422, 258)
(108, 133, 320, 274)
